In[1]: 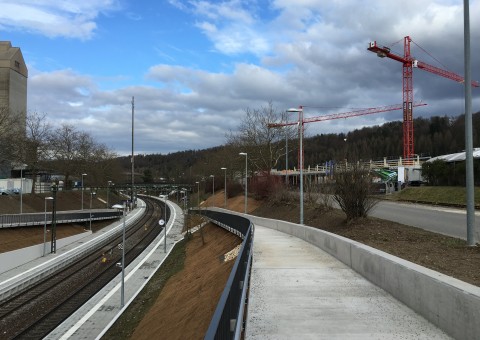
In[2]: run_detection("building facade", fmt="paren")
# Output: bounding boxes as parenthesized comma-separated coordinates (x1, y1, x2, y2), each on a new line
(0, 41, 28, 178)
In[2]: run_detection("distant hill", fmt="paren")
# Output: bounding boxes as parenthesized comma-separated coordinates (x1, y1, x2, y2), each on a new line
(118, 111, 480, 183)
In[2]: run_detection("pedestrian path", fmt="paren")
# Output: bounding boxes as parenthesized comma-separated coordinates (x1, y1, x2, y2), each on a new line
(245, 225, 451, 339)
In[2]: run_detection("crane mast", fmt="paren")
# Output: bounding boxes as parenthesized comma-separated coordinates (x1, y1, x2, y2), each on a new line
(368, 36, 479, 162)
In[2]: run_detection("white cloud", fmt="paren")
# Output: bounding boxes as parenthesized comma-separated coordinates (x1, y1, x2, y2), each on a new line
(0, 0, 120, 39)
(22, 0, 480, 156)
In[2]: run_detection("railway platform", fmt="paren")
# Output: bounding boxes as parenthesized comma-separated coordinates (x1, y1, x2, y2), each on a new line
(45, 199, 185, 339)
(0, 198, 185, 339)
(245, 224, 451, 339)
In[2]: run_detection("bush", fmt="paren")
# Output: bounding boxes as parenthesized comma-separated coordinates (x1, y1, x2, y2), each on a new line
(226, 182, 243, 198)
(268, 185, 297, 206)
(333, 165, 379, 221)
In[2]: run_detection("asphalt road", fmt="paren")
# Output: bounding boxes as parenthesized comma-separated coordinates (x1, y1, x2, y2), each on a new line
(370, 200, 480, 241)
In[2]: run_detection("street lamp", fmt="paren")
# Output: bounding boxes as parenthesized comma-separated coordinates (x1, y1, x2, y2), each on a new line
(112, 203, 126, 307)
(163, 196, 167, 253)
(221, 167, 227, 208)
(50, 183, 58, 253)
(287, 107, 304, 224)
(107, 181, 112, 208)
(210, 175, 215, 206)
(239, 152, 248, 214)
(285, 128, 289, 186)
(44, 196, 54, 256)
(195, 181, 200, 207)
(19, 165, 26, 214)
(81, 173, 87, 210)
(89, 191, 96, 231)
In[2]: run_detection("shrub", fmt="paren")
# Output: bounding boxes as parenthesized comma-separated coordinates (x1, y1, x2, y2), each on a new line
(226, 182, 243, 198)
(333, 165, 379, 221)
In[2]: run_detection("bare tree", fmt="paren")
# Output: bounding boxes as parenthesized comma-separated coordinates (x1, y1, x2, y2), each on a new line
(48, 124, 81, 187)
(333, 164, 379, 221)
(13, 112, 52, 192)
(48, 124, 119, 188)
(226, 101, 296, 174)
(0, 107, 18, 173)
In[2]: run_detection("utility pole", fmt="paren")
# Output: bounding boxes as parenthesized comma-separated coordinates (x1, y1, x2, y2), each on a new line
(464, 0, 475, 246)
(131, 96, 135, 208)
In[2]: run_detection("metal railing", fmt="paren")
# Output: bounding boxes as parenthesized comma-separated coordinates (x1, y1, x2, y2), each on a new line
(190, 209, 254, 340)
(0, 210, 122, 228)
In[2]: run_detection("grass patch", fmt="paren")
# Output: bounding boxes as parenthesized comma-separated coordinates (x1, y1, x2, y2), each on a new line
(102, 238, 187, 339)
(394, 186, 480, 206)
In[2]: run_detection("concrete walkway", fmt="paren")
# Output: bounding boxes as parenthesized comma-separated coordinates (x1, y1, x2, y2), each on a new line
(245, 225, 451, 339)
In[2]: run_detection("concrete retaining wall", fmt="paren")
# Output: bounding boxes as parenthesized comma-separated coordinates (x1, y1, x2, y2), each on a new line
(0, 231, 91, 274)
(213, 209, 480, 340)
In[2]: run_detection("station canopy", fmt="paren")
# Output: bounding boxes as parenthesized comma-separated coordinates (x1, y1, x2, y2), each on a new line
(427, 148, 480, 163)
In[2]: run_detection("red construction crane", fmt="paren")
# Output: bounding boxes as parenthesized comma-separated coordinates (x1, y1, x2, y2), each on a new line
(268, 102, 426, 128)
(268, 102, 427, 169)
(368, 36, 479, 162)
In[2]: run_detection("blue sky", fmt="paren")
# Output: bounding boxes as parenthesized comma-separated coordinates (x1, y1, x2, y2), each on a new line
(1, 0, 479, 156)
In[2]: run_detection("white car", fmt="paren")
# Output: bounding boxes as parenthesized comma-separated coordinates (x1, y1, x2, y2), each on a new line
(159, 194, 168, 200)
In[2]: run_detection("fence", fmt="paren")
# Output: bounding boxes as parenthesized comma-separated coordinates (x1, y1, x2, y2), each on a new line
(0, 210, 122, 228)
(190, 209, 253, 340)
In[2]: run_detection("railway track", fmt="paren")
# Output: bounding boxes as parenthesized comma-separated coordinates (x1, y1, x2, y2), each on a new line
(0, 196, 167, 339)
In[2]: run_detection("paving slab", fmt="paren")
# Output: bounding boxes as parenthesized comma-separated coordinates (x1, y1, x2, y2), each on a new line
(245, 225, 451, 340)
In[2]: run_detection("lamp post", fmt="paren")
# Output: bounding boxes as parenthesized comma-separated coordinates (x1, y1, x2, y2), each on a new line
(210, 175, 215, 206)
(195, 181, 200, 207)
(89, 191, 96, 231)
(163, 196, 167, 253)
(44, 196, 53, 256)
(221, 167, 227, 208)
(112, 203, 126, 307)
(287, 107, 304, 224)
(81, 173, 87, 210)
(107, 181, 112, 208)
(50, 183, 58, 253)
(285, 128, 289, 186)
(20, 166, 25, 214)
(239, 152, 248, 214)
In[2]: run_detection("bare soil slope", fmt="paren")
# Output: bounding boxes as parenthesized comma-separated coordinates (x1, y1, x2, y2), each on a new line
(104, 191, 256, 339)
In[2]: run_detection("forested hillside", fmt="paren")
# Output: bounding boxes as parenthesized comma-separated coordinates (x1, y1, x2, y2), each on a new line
(118, 112, 480, 183)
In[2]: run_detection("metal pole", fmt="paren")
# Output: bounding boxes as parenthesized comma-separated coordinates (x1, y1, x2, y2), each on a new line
(299, 107, 304, 225)
(51, 184, 57, 253)
(164, 197, 167, 253)
(121, 206, 125, 307)
(89, 192, 92, 231)
(239, 153, 248, 214)
(20, 168, 23, 214)
(196, 181, 199, 207)
(245, 155, 248, 214)
(43, 199, 47, 257)
(81, 173, 87, 210)
(131, 96, 135, 208)
(107, 181, 110, 208)
(221, 167, 227, 208)
(286, 130, 289, 186)
(211, 175, 215, 206)
(464, 0, 476, 246)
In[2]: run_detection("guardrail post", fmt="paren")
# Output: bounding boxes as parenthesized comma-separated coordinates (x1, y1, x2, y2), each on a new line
(230, 319, 237, 332)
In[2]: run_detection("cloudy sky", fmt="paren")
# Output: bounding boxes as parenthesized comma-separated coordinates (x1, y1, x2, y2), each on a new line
(1, 0, 479, 155)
